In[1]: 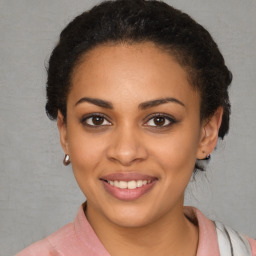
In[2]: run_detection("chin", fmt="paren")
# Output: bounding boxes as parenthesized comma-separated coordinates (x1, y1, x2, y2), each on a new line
(103, 202, 158, 228)
(111, 213, 152, 228)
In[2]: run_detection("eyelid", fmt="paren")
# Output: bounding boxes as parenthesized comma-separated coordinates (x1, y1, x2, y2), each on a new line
(143, 113, 177, 127)
(81, 113, 112, 127)
(80, 112, 177, 129)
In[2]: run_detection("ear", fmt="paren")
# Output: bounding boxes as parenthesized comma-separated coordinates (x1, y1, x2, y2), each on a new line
(57, 110, 69, 154)
(197, 107, 223, 159)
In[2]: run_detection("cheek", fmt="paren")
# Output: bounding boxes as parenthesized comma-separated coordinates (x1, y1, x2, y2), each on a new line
(67, 134, 108, 201)
(67, 129, 107, 178)
(151, 127, 201, 175)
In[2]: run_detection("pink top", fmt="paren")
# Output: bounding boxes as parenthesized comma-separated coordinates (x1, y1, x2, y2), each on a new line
(16, 205, 256, 256)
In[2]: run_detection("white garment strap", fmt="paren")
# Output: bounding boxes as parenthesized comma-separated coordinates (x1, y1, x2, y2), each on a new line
(214, 221, 252, 256)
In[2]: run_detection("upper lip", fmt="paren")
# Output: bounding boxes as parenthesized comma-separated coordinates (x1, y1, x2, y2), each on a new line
(100, 172, 157, 182)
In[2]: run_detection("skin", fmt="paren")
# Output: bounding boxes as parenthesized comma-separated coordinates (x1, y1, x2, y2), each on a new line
(57, 42, 223, 256)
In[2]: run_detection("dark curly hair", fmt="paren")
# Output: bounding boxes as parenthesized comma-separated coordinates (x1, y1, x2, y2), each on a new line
(45, 0, 232, 170)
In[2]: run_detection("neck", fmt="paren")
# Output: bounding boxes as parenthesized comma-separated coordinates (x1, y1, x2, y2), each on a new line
(85, 201, 199, 256)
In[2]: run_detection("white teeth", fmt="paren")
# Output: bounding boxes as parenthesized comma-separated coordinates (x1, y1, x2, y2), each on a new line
(119, 181, 128, 189)
(137, 180, 143, 187)
(107, 180, 151, 189)
(142, 180, 147, 185)
(128, 180, 137, 189)
(114, 180, 119, 188)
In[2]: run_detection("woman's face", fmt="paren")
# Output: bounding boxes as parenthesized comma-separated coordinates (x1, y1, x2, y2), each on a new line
(58, 42, 218, 228)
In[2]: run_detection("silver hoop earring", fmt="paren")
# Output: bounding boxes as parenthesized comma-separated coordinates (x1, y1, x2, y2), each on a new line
(63, 154, 71, 166)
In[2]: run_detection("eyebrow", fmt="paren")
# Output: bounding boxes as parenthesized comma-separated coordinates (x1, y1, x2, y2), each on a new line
(75, 97, 113, 109)
(75, 97, 185, 110)
(138, 97, 185, 110)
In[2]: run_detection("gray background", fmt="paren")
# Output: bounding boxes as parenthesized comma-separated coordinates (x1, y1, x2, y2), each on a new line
(0, 0, 255, 255)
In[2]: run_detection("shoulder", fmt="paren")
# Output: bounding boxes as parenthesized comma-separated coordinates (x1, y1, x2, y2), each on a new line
(184, 206, 256, 256)
(15, 205, 110, 256)
(15, 222, 74, 256)
(214, 221, 256, 256)
(247, 237, 256, 256)
(15, 238, 54, 256)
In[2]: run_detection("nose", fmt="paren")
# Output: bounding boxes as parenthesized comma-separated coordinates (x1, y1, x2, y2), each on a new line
(106, 125, 148, 166)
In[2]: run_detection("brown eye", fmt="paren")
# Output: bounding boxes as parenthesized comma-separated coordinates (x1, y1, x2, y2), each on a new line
(92, 116, 104, 125)
(82, 114, 111, 127)
(153, 117, 166, 126)
(145, 114, 175, 128)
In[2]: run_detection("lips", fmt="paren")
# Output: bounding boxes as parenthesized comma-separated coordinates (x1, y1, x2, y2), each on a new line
(100, 173, 158, 201)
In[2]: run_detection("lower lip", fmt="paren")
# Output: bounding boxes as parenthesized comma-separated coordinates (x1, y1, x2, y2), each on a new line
(102, 180, 157, 201)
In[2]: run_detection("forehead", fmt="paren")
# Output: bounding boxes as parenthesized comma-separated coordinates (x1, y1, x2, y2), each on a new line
(69, 42, 200, 110)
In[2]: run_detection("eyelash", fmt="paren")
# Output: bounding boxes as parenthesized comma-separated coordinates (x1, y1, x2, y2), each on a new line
(81, 113, 111, 128)
(80, 113, 176, 129)
(143, 113, 176, 128)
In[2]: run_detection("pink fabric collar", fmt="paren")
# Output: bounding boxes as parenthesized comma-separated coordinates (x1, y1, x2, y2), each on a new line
(74, 204, 110, 255)
(184, 206, 220, 256)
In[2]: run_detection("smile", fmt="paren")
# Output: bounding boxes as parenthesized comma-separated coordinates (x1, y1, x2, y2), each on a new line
(100, 173, 157, 201)
(105, 180, 152, 189)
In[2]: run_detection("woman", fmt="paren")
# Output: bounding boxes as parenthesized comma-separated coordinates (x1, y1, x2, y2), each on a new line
(17, 0, 256, 255)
